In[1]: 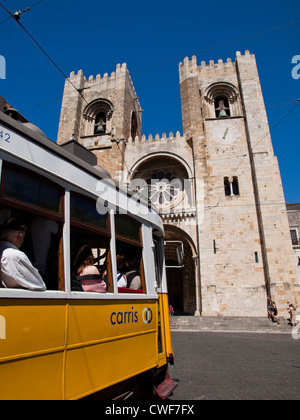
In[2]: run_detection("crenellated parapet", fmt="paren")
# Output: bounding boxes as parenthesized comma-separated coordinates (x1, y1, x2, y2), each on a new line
(179, 50, 254, 82)
(67, 63, 141, 112)
(127, 130, 184, 145)
(69, 62, 128, 84)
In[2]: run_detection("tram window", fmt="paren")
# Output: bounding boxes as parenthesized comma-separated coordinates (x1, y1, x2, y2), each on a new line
(0, 205, 64, 291)
(115, 215, 141, 243)
(71, 227, 113, 293)
(70, 193, 113, 293)
(0, 163, 65, 292)
(115, 215, 146, 294)
(71, 193, 108, 231)
(1, 163, 64, 218)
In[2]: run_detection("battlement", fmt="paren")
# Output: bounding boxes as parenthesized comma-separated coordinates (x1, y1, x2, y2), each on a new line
(67, 63, 140, 110)
(127, 131, 184, 144)
(179, 50, 255, 80)
(69, 62, 128, 83)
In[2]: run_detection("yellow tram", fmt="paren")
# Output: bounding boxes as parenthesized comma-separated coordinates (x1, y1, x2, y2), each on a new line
(0, 110, 175, 400)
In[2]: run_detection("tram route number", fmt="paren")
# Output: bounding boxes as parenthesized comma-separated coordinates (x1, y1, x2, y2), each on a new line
(0, 130, 11, 143)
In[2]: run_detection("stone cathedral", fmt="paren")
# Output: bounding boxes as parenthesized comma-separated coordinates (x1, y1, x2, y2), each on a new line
(57, 50, 299, 317)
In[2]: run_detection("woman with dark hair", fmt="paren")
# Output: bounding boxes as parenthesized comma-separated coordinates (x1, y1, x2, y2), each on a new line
(73, 245, 107, 293)
(125, 256, 141, 291)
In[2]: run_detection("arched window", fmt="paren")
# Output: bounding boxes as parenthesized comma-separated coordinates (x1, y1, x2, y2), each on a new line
(232, 176, 240, 196)
(224, 177, 231, 196)
(204, 82, 242, 119)
(131, 111, 138, 140)
(82, 98, 114, 137)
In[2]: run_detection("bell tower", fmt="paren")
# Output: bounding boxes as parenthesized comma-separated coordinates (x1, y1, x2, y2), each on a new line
(179, 51, 299, 316)
(57, 63, 142, 181)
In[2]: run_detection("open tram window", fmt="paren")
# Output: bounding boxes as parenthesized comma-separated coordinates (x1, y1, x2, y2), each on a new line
(115, 215, 146, 294)
(0, 162, 65, 291)
(70, 192, 113, 293)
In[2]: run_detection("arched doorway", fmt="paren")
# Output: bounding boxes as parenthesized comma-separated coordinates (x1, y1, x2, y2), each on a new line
(164, 226, 197, 315)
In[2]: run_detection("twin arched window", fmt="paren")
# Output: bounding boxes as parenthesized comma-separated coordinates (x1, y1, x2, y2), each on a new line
(224, 177, 240, 197)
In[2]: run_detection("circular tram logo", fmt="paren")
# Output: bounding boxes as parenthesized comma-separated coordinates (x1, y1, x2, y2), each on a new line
(142, 308, 153, 324)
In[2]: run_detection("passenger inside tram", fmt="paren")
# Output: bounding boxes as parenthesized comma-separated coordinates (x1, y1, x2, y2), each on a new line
(114, 215, 145, 293)
(72, 244, 107, 293)
(0, 207, 62, 291)
(70, 226, 112, 293)
(0, 217, 46, 291)
(124, 256, 142, 291)
(116, 253, 127, 288)
(116, 242, 143, 292)
(0, 206, 64, 290)
(0, 162, 65, 291)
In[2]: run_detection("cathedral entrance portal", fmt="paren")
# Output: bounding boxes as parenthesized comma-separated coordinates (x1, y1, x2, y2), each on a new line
(129, 155, 199, 316)
(166, 267, 184, 314)
(164, 226, 197, 316)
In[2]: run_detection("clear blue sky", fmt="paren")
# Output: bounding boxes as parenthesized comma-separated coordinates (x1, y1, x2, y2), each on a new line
(0, 0, 300, 202)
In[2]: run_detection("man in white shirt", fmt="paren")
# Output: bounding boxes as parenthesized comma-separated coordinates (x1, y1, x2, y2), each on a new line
(0, 218, 46, 291)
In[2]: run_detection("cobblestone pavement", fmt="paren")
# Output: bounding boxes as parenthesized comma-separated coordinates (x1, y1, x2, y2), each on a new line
(169, 331, 300, 400)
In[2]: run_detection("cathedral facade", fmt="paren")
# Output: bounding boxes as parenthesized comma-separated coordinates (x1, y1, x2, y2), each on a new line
(57, 50, 299, 317)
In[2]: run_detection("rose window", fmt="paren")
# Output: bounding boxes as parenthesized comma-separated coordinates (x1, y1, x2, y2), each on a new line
(139, 169, 185, 211)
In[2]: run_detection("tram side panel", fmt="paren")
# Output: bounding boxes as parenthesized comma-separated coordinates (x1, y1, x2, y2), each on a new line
(65, 299, 158, 400)
(0, 299, 66, 400)
(0, 298, 160, 400)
